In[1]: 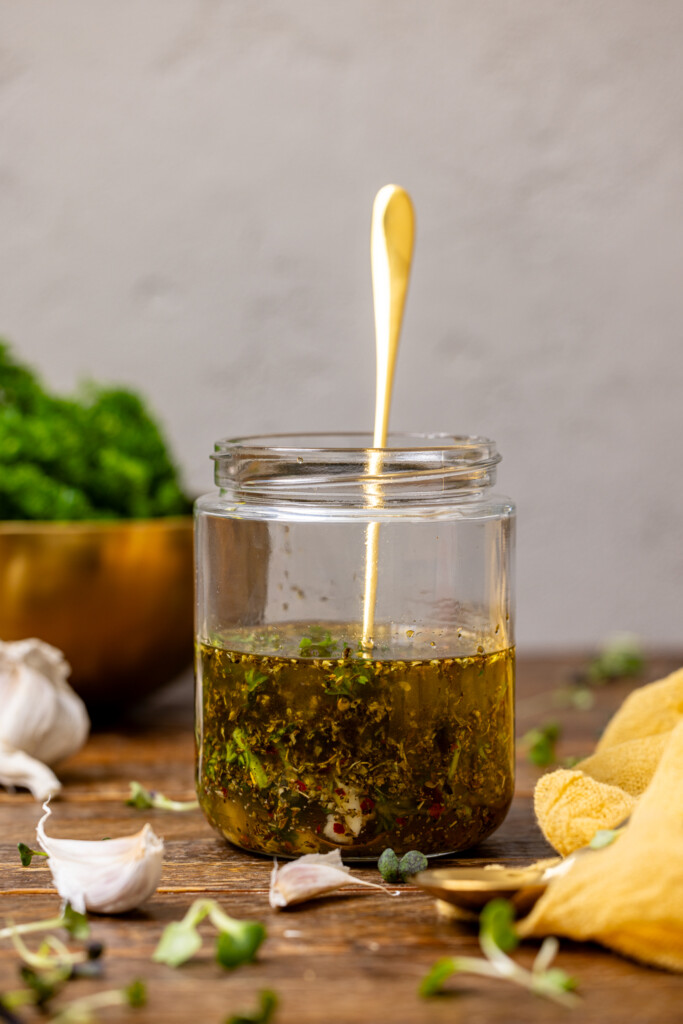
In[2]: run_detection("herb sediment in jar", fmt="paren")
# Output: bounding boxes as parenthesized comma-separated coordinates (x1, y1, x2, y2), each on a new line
(196, 625, 514, 858)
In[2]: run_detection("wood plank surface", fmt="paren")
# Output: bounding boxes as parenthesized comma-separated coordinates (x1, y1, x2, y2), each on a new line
(1, 654, 682, 1024)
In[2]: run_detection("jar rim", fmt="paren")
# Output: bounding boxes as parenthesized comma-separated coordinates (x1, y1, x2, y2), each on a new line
(213, 431, 500, 457)
(208, 432, 503, 517)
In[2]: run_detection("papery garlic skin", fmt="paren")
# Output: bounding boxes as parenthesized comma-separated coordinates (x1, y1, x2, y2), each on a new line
(269, 848, 388, 909)
(0, 639, 90, 799)
(37, 803, 164, 914)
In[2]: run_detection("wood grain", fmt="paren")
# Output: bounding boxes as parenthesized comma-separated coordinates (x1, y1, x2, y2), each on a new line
(1, 654, 682, 1023)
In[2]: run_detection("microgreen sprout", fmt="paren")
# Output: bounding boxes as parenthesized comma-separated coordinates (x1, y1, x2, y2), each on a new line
(225, 989, 278, 1024)
(126, 781, 198, 812)
(17, 842, 48, 867)
(522, 721, 561, 768)
(0, 903, 89, 943)
(588, 828, 622, 850)
(420, 899, 579, 1008)
(153, 899, 266, 970)
(49, 979, 147, 1023)
(587, 633, 644, 684)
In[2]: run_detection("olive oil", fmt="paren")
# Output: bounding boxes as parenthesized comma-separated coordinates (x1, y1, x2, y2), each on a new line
(196, 626, 514, 859)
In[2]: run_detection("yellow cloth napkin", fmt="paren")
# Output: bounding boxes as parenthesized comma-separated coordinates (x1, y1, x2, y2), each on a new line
(518, 714, 683, 971)
(535, 666, 683, 856)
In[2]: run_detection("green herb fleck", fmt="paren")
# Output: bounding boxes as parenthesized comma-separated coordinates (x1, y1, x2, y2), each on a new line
(225, 989, 278, 1024)
(587, 634, 644, 684)
(523, 721, 561, 767)
(588, 828, 622, 850)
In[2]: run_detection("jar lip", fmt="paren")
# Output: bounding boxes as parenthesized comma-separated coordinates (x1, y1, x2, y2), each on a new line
(213, 431, 500, 458)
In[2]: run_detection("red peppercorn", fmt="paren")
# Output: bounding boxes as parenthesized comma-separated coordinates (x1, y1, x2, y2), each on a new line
(429, 803, 444, 819)
(360, 798, 375, 813)
(395, 817, 407, 827)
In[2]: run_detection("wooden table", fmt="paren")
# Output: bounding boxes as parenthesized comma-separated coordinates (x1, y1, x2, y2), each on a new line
(2, 654, 682, 1023)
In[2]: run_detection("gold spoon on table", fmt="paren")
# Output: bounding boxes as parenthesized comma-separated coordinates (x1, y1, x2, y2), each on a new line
(361, 184, 415, 648)
(413, 818, 630, 919)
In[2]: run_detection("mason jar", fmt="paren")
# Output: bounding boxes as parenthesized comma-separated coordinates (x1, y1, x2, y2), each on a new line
(195, 433, 515, 859)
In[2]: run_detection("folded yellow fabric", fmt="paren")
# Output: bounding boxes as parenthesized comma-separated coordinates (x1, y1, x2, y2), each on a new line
(535, 667, 683, 855)
(518, 716, 683, 971)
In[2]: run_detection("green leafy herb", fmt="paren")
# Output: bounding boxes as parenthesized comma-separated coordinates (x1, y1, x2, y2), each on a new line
(153, 899, 265, 970)
(420, 898, 579, 1008)
(17, 842, 48, 867)
(523, 721, 561, 768)
(126, 781, 199, 812)
(298, 629, 339, 658)
(225, 989, 278, 1024)
(587, 634, 644, 684)
(245, 668, 269, 692)
(0, 340, 191, 521)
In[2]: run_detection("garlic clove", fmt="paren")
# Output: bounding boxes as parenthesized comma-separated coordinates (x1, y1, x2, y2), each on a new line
(36, 803, 164, 915)
(0, 639, 89, 771)
(269, 848, 389, 908)
(0, 739, 62, 800)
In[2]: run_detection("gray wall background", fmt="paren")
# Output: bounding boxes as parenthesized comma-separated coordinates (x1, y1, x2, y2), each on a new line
(2, 1, 682, 650)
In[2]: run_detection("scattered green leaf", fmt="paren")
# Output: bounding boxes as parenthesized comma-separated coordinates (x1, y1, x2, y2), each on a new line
(126, 781, 198, 812)
(124, 980, 147, 1008)
(225, 989, 278, 1024)
(588, 828, 622, 850)
(587, 634, 644, 684)
(17, 842, 48, 867)
(523, 721, 561, 768)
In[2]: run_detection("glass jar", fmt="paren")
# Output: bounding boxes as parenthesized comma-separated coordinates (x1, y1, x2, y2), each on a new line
(195, 433, 515, 859)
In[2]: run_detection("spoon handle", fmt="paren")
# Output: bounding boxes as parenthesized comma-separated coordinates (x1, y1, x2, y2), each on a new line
(370, 185, 415, 447)
(362, 186, 415, 647)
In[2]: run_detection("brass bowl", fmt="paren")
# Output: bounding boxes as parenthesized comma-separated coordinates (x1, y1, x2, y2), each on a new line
(0, 517, 194, 709)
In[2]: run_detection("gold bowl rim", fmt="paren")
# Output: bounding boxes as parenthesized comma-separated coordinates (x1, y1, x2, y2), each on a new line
(0, 515, 193, 535)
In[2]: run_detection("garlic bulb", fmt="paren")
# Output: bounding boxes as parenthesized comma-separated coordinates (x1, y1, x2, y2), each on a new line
(37, 803, 164, 914)
(269, 849, 391, 908)
(0, 639, 90, 800)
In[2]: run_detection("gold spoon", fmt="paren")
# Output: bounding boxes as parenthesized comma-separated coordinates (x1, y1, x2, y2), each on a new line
(413, 818, 630, 918)
(361, 185, 415, 648)
(413, 864, 556, 919)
